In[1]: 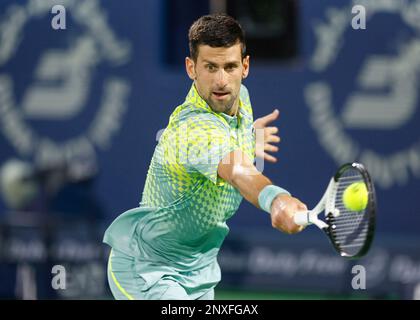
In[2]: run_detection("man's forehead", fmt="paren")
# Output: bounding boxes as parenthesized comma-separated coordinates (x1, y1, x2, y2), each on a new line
(197, 43, 242, 63)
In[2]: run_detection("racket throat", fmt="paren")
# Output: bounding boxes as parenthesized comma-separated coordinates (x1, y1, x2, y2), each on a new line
(307, 211, 329, 229)
(294, 211, 329, 229)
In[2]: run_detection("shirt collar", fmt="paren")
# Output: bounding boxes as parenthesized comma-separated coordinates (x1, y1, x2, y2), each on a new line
(185, 84, 243, 128)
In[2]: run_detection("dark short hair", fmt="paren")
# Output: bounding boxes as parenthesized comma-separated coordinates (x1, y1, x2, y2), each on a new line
(188, 14, 246, 61)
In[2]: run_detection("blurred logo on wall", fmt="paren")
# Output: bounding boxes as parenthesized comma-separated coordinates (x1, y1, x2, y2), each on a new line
(0, 0, 132, 170)
(305, 0, 420, 189)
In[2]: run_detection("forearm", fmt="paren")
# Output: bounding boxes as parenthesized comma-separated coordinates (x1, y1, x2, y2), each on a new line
(218, 149, 273, 209)
(218, 149, 306, 234)
(231, 170, 272, 209)
(230, 164, 306, 234)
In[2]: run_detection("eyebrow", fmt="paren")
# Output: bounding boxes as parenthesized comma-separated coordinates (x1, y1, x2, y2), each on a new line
(202, 59, 241, 67)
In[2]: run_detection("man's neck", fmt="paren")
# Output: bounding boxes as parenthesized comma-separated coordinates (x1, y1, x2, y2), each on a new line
(225, 99, 239, 117)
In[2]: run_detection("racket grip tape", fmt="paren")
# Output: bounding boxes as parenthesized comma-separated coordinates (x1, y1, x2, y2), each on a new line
(294, 211, 310, 226)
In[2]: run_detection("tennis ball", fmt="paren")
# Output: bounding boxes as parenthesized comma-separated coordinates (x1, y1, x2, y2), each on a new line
(342, 182, 368, 211)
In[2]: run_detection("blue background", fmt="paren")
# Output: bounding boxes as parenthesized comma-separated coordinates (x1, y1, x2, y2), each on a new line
(0, 0, 419, 299)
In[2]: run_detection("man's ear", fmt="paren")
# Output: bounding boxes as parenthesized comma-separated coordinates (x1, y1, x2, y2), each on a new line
(185, 57, 196, 80)
(242, 55, 250, 79)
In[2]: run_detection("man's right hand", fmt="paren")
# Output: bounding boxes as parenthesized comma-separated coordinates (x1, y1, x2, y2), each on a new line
(270, 194, 308, 234)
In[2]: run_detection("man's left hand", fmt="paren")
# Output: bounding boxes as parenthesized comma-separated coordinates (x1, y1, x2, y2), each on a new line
(253, 109, 281, 163)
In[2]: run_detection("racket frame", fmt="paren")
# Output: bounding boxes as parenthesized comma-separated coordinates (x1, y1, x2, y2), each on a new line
(293, 162, 376, 259)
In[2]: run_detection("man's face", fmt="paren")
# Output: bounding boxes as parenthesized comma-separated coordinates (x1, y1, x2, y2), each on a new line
(186, 42, 249, 115)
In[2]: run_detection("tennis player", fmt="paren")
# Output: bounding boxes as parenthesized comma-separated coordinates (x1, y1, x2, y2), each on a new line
(103, 14, 307, 300)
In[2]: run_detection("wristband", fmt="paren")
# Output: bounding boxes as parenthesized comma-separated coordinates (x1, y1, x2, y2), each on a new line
(258, 185, 291, 214)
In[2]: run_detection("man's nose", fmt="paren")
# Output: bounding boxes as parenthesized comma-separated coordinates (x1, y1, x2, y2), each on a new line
(215, 69, 228, 87)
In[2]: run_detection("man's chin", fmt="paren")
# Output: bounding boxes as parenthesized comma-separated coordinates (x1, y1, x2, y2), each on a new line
(208, 100, 234, 114)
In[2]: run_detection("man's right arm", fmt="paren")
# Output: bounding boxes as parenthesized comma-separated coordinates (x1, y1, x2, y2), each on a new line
(217, 149, 306, 234)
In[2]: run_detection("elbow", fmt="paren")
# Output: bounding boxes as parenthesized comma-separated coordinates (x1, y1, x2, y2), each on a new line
(230, 164, 259, 188)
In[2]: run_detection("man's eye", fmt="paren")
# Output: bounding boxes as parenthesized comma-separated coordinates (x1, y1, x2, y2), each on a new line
(207, 65, 216, 71)
(226, 65, 237, 72)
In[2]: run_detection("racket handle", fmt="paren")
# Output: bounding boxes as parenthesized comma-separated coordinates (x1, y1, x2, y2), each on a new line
(294, 211, 311, 226)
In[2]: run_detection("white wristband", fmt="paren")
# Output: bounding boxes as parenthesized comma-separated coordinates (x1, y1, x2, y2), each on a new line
(258, 185, 291, 214)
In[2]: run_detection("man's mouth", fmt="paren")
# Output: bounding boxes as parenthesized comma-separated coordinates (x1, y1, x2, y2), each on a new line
(212, 91, 230, 100)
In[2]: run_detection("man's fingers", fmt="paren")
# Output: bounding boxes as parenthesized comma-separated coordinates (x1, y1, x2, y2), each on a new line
(296, 200, 308, 211)
(294, 202, 308, 216)
(266, 126, 278, 134)
(259, 109, 279, 125)
(297, 225, 305, 232)
(264, 153, 277, 163)
(270, 196, 309, 234)
(266, 135, 281, 143)
(264, 144, 279, 152)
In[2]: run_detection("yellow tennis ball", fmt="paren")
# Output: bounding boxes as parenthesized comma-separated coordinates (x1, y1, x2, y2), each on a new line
(342, 182, 368, 211)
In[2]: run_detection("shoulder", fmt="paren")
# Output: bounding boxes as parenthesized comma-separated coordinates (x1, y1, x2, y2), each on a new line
(171, 103, 228, 129)
(240, 84, 250, 102)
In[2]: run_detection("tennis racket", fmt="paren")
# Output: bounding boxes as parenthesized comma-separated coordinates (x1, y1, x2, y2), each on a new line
(294, 162, 376, 259)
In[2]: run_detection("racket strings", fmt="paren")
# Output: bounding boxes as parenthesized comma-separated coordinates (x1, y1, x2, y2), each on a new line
(329, 168, 370, 256)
